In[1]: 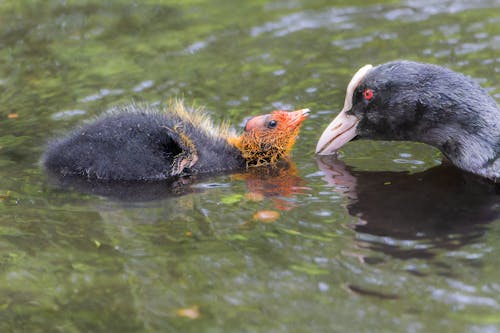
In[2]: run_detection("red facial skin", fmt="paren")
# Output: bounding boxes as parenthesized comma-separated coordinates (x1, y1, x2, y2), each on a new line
(229, 109, 310, 167)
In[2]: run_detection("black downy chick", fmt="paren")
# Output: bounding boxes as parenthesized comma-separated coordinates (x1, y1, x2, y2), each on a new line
(43, 100, 309, 181)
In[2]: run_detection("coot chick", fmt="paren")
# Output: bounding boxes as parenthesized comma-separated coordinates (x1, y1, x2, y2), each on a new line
(316, 61, 500, 181)
(43, 100, 309, 181)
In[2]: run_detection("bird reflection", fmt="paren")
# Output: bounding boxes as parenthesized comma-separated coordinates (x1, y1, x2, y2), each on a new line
(316, 156, 500, 255)
(45, 170, 199, 201)
(232, 161, 309, 211)
(45, 160, 308, 210)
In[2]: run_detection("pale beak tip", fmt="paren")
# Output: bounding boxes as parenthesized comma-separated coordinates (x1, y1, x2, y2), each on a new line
(314, 112, 359, 155)
(299, 108, 311, 117)
(315, 144, 329, 155)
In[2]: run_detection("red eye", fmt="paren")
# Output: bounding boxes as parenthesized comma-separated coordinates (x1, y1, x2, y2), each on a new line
(363, 89, 374, 100)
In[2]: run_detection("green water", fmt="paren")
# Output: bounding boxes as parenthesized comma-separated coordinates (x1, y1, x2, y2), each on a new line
(0, 0, 499, 332)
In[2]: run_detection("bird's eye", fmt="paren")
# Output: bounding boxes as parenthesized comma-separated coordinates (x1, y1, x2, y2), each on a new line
(267, 120, 278, 129)
(363, 88, 374, 101)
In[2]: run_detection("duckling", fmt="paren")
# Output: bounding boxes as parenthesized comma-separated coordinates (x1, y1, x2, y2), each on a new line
(42, 100, 309, 181)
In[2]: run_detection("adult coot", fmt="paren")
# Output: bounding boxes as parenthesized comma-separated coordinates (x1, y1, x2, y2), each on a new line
(43, 100, 309, 181)
(316, 61, 499, 181)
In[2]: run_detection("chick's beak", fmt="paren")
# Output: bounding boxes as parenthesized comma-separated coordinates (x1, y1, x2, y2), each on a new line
(287, 108, 310, 129)
(315, 64, 373, 155)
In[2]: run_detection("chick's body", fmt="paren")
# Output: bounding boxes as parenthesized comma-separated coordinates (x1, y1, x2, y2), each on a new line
(43, 101, 309, 181)
(43, 103, 243, 181)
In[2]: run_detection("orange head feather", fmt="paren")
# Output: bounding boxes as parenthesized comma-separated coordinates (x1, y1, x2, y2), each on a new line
(229, 109, 310, 167)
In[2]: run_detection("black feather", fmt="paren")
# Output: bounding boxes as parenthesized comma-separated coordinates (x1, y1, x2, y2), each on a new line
(42, 102, 245, 181)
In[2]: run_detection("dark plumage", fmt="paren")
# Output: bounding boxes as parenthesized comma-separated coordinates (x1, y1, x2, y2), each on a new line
(316, 61, 500, 181)
(42, 100, 309, 181)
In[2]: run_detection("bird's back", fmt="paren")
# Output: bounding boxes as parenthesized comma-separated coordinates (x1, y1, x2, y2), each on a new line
(43, 110, 183, 180)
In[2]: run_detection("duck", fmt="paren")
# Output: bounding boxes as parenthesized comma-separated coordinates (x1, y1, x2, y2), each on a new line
(43, 99, 309, 181)
(316, 61, 500, 182)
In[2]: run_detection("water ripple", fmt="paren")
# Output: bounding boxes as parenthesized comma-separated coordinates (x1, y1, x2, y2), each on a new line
(250, 7, 360, 37)
(393, 158, 425, 165)
(184, 36, 217, 54)
(132, 80, 154, 92)
(51, 109, 87, 120)
(431, 288, 499, 308)
(250, 1, 499, 37)
(191, 182, 231, 189)
(332, 36, 374, 50)
(80, 88, 125, 103)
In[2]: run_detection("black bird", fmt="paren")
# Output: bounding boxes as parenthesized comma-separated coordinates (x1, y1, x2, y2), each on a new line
(316, 61, 499, 181)
(42, 100, 309, 181)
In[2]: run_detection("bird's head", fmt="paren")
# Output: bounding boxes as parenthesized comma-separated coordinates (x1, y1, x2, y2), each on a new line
(315, 61, 500, 180)
(230, 109, 310, 167)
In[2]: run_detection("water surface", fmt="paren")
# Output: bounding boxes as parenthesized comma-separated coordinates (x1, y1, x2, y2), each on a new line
(0, 0, 499, 332)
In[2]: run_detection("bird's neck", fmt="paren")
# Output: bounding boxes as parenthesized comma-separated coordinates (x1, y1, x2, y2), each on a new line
(431, 129, 499, 181)
(228, 131, 297, 168)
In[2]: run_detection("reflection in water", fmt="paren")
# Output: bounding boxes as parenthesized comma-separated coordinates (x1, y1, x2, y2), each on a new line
(45, 161, 308, 210)
(233, 161, 310, 211)
(317, 156, 499, 255)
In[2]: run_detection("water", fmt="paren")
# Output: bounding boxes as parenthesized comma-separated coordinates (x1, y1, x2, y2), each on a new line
(0, 0, 499, 331)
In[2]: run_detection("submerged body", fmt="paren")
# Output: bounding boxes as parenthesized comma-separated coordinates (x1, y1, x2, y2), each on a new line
(316, 61, 500, 181)
(43, 101, 309, 181)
